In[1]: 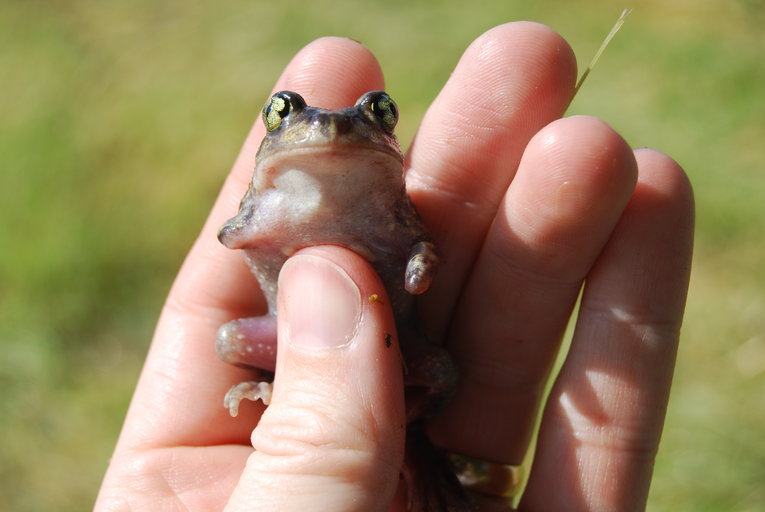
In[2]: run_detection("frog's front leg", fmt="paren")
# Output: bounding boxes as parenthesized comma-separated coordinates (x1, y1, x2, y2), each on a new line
(216, 315, 277, 416)
(216, 184, 265, 250)
(405, 241, 438, 295)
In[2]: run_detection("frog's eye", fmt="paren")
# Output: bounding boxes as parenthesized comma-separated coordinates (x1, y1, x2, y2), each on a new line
(357, 91, 398, 133)
(262, 91, 306, 131)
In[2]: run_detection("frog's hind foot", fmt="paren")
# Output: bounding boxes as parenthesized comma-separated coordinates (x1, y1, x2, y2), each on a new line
(224, 381, 273, 417)
(404, 422, 474, 511)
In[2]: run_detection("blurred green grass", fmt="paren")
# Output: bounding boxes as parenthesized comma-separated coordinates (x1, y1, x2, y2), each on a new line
(1, 0, 763, 510)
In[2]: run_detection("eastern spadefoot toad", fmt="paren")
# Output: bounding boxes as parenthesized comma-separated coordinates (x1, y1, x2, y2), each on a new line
(217, 91, 469, 511)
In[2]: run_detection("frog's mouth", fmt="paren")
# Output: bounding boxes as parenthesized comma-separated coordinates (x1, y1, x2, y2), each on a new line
(264, 138, 402, 158)
(258, 144, 403, 173)
(253, 146, 404, 194)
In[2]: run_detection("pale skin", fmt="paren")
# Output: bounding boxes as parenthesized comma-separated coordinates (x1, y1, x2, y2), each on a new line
(96, 22, 694, 512)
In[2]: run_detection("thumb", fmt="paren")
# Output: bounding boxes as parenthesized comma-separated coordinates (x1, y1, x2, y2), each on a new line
(225, 246, 407, 512)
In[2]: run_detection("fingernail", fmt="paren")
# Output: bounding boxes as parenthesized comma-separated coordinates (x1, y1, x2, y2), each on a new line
(279, 254, 362, 349)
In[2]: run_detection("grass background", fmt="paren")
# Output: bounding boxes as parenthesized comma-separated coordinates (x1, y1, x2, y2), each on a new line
(1, 0, 763, 510)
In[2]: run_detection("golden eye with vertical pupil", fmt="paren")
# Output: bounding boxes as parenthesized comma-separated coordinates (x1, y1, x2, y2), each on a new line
(262, 91, 306, 131)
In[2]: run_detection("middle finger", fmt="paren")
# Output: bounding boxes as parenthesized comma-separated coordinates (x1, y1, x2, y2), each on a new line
(405, 22, 577, 339)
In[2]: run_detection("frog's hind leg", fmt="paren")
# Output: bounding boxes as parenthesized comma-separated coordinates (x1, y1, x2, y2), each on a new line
(400, 337, 458, 422)
(404, 422, 473, 511)
(216, 316, 277, 370)
(216, 316, 277, 416)
(399, 332, 471, 509)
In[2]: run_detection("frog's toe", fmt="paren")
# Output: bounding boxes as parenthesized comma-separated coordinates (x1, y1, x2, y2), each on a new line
(223, 381, 273, 417)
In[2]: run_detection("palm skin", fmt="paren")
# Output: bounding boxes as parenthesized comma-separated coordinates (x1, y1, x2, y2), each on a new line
(96, 22, 693, 512)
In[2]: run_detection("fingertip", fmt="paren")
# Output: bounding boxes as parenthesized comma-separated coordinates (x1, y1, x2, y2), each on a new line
(471, 21, 577, 90)
(406, 20, 578, 257)
(272, 244, 405, 434)
(535, 115, 638, 185)
(236, 246, 405, 509)
(416, 20, 577, 149)
(279, 250, 381, 353)
(581, 147, 694, 329)
(230, 35, 384, 178)
(276, 36, 385, 108)
(225, 37, 384, 188)
(633, 148, 695, 219)
(513, 115, 638, 243)
(627, 148, 695, 271)
(291, 245, 393, 302)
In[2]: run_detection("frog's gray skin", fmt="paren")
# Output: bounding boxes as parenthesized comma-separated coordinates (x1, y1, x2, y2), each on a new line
(217, 91, 470, 511)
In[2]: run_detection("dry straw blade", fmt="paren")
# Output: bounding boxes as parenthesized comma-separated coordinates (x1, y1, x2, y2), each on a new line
(574, 8, 633, 97)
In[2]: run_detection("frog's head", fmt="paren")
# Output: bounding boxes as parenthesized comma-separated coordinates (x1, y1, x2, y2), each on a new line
(255, 90, 403, 162)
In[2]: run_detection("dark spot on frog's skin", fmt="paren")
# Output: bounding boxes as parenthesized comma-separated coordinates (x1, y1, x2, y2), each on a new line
(385, 333, 392, 348)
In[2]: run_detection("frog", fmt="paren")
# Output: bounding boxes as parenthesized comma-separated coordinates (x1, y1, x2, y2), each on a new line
(216, 90, 471, 511)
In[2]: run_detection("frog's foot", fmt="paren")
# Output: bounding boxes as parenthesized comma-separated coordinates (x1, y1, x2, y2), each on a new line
(216, 316, 277, 371)
(224, 381, 273, 417)
(404, 422, 473, 511)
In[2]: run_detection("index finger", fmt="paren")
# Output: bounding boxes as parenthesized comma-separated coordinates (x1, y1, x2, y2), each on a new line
(114, 37, 386, 451)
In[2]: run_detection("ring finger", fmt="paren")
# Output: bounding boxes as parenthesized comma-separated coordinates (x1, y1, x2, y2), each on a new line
(428, 116, 639, 465)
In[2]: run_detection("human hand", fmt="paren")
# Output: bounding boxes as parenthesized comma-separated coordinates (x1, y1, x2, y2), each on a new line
(96, 22, 693, 512)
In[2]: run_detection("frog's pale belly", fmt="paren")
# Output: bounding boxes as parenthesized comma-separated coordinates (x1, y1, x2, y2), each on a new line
(220, 147, 428, 318)
(217, 91, 470, 511)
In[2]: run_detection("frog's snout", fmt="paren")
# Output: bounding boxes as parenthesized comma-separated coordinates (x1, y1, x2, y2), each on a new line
(320, 113, 355, 137)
